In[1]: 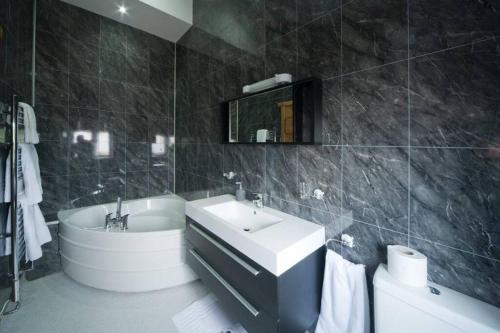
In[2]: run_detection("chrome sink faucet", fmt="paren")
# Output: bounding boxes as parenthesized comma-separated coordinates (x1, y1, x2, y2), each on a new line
(105, 197, 130, 231)
(252, 193, 264, 208)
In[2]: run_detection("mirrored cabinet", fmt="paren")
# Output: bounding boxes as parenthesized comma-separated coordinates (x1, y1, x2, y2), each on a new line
(222, 79, 322, 145)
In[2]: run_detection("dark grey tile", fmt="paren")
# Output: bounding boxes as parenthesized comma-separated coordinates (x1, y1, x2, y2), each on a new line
(297, 10, 341, 80)
(410, 40, 500, 148)
(126, 171, 149, 199)
(100, 17, 126, 52)
(149, 34, 175, 66)
(410, 238, 500, 308)
(410, 0, 500, 56)
(100, 48, 126, 81)
(126, 142, 149, 171)
(265, 0, 297, 42)
(148, 116, 169, 143)
(69, 39, 99, 76)
(342, 146, 409, 233)
(126, 27, 150, 60)
(36, 104, 68, 141)
(322, 78, 342, 145)
(265, 32, 297, 78)
(342, 0, 408, 73)
(40, 175, 69, 214)
(265, 145, 298, 201)
(36, 0, 71, 36)
(69, 74, 99, 109)
(410, 148, 500, 260)
(149, 62, 174, 92)
(68, 5, 100, 45)
(240, 145, 267, 193)
(125, 84, 150, 115)
(99, 172, 126, 203)
(342, 62, 408, 146)
(149, 169, 172, 196)
(98, 142, 126, 174)
(99, 79, 126, 112)
(36, 30, 68, 71)
(298, 146, 341, 215)
(126, 55, 149, 86)
(38, 141, 69, 177)
(35, 68, 68, 106)
(297, 0, 340, 26)
(68, 108, 99, 174)
(68, 173, 100, 208)
(126, 114, 148, 142)
(99, 110, 126, 143)
(149, 89, 173, 118)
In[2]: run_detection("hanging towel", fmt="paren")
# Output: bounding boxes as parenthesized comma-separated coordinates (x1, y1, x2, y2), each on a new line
(315, 250, 370, 333)
(18, 102, 39, 144)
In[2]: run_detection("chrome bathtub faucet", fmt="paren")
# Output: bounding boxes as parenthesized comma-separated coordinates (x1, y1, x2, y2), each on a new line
(252, 193, 263, 209)
(104, 197, 130, 231)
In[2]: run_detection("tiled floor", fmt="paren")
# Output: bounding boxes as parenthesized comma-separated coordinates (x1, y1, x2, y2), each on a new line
(1, 273, 208, 333)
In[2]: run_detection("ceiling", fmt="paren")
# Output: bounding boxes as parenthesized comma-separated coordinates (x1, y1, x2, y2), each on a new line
(61, 0, 193, 42)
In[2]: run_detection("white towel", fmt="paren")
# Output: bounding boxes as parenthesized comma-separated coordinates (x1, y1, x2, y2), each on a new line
(256, 129, 268, 143)
(315, 250, 370, 333)
(19, 102, 39, 144)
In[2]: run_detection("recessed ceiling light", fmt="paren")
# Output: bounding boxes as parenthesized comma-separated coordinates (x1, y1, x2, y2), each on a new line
(118, 5, 128, 14)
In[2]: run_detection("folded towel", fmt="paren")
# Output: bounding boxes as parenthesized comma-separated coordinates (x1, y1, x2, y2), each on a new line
(315, 250, 370, 333)
(256, 129, 268, 143)
(19, 102, 39, 144)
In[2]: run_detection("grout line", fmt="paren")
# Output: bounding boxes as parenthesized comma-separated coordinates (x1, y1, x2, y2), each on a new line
(339, 0, 345, 255)
(173, 43, 177, 194)
(406, 0, 411, 247)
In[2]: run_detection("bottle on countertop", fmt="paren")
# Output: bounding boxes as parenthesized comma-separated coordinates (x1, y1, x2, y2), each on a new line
(235, 182, 246, 201)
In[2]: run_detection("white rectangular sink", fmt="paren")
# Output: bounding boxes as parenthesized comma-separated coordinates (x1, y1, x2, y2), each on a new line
(203, 201, 283, 233)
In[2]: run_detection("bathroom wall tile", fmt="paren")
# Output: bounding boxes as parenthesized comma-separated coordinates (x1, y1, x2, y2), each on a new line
(148, 116, 169, 143)
(99, 110, 126, 143)
(222, 145, 242, 181)
(265, 145, 298, 201)
(321, 78, 342, 145)
(297, 0, 341, 26)
(149, 170, 172, 196)
(40, 175, 69, 215)
(150, 62, 174, 92)
(342, 62, 408, 146)
(410, 0, 500, 56)
(99, 79, 126, 112)
(149, 34, 175, 67)
(410, 148, 500, 260)
(410, 40, 500, 148)
(38, 141, 69, 177)
(239, 145, 266, 193)
(36, 104, 68, 141)
(297, 10, 341, 80)
(68, 108, 99, 174)
(68, 5, 100, 45)
(342, 0, 408, 74)
(126, 27, 150, 61)
(36, 0, 71, 37)
(98, 143, 126, 174)
(35, 68, 68, 106)
(100, 48, 126, 82)
(99, 172, 126, 204)
(68, 173, 101, 208)
(126, 142, 149, 171)
(264, 32, 297, 78)
(100, 17, 127, 53)
(410, 237, 500, 308)
(69, 74, 99, 109)
(35, 30, 68, 71)
(126, 84, 150, 115)
(69, 39, 99, 76)
(126, 114, 148, 142)
(298, 146, 341, 215)
(126, 171, 149, 200)
(150, 144, 172, 172)
(149, 89, 173, 118)
(265, 0, 297, 42)
(126, 55, 150, 86)
(342, 146, 409, 233)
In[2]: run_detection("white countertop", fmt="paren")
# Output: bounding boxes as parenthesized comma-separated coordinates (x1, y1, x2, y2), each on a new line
(185, 195, 325, 276)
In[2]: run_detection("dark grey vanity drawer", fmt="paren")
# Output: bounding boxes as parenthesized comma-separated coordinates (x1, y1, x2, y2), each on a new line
(187, 247, 278, 333)
(186, 218, 278, 316)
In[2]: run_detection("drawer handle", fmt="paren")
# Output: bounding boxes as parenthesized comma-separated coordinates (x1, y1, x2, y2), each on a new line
(189, 248, 260, 317)
(190, 224, 261, 276)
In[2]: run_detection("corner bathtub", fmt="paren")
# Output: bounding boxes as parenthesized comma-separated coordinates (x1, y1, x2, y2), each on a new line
(58, 195, 197, 292)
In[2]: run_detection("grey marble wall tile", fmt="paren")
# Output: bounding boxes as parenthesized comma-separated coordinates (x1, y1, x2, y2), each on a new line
(322, 78, 342, 145)
(298, 146, 341, 215)
(40, 175, 69, 215)
(410, 237, 500, 308)
(126, 171, 149, 199)
(69, 73, 99, 108)
(100, 48, 126, 81)
(99, 79, 126, 112)
(410, 0, 500, 56)
(35, 30, 68, 71)
(36, 104, 68, 141)
(265, 0, 297, 43)
(126, 55, 149, 86)
(265, 145, 298, 201)
(297, 0, 340, 26)
(149, 34, 175, 66)
(35, 68, 68, 106)
(410, 40, 500, 148)
(126, 27, 150, 61)
(98, 110, 126, 143)
(126, 84, 150, 115)
(410, 148, 500, 260)
(68, 108, 99, 174)
(69, 39, 99, 76)
(149, 170, 172, 196)
(148, 116, 169, 143)
(126, 114, 148, 142)
(98, 142, 126, 174)
(68, 173, 100, 208)
(239, 145, 266, 193)
(222, 145, 242, 180)
(264, 32, 297, 78)
(342, 0, 408, 74)
(36, 0, 71, 37)
(342, 146, 409, 233)
(149, 89, 173, 118)
(38, 141, 69, 177)
(342, 62, 408, 146)
(68, 5, 100, 45)
(126, 142, 149, 171)
(150, 62, 174, 92)
(150, 144, 172, 171)
(99, 172, 126, 203)
(100, 17, 127, 53)
(297, 10, 341, 80)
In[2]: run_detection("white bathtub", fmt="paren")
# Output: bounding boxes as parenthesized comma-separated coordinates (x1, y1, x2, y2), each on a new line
(58, 195, 197, 292)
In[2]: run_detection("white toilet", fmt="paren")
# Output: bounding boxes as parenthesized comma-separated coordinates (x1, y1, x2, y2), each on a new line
(374, 264, 500, 333)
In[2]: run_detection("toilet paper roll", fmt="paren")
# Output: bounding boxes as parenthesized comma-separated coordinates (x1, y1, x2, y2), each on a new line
(387, 245, 428, 287)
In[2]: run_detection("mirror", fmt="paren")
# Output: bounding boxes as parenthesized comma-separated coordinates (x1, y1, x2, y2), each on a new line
(223, 79, 322, 144)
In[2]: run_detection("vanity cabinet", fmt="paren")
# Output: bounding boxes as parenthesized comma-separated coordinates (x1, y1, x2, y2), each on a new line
(185, 217, 325, 333)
